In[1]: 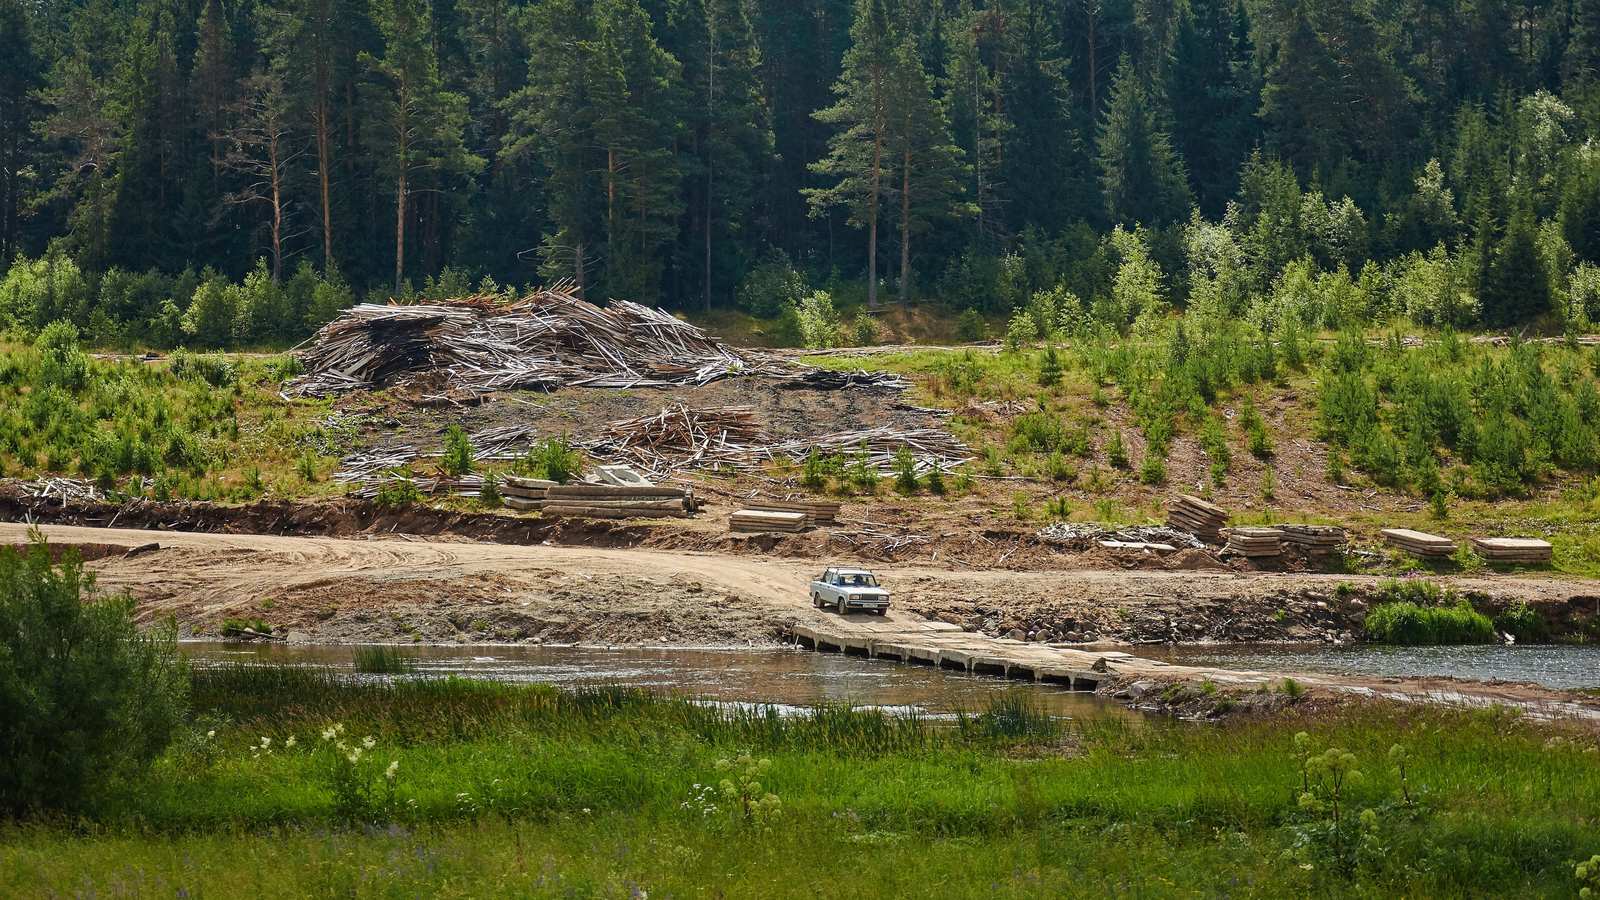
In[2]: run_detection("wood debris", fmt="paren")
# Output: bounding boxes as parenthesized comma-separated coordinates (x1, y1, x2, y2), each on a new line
(576, 403, 971, 478)
(19, 477, 105, 504)
(285, 289, 788, 398)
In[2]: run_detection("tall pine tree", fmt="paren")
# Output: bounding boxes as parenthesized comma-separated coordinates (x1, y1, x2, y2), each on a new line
(1097, 55, 1191, 228)
(806, 0, 896, 309)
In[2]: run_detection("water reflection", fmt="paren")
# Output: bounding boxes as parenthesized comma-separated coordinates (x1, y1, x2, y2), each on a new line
(182, 642, 1141, 719)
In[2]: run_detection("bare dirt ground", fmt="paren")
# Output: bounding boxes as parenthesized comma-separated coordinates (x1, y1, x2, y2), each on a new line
(9, 522, 1598, 651)
(11, 521, 1600, 717)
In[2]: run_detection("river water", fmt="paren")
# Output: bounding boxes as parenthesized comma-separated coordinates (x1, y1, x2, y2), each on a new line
(1137, 643, 1600, 691)
(181, 642, 1139, 719)
(183, 639, 1600, 715)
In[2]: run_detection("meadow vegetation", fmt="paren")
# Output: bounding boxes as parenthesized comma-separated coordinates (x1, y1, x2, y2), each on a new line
(3, 661, 1600, 896)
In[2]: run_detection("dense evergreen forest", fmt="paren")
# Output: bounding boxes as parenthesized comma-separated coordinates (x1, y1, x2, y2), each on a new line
(2, 0, 1600, 347)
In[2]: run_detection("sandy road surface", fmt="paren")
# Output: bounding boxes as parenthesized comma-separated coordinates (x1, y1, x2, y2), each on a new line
(7, 522, 1600, 647)
(9, 522, 1600, 716)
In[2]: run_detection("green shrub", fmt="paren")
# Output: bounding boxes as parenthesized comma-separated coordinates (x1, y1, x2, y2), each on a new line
(1107, 430, 1130, 469)
(1009, 410, 1067, 453)
(1037, 345, 1062, 386)
(0, 534, 188, 816)
(1364, 600, 1495, 645)
(441, 425, 474, 477)
(955, 309, 987, 342)
(1138, 453, 1167, 485)
(892, 446, 918, 494)
(513, 437, 583, 484)
(1493, 601, 1547, 642)
(169, 349, 237, 388)
(374, 474, 423, 509)
(479, 472, 503, 508)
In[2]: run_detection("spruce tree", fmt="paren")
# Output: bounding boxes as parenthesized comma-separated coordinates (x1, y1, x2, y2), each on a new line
(591, 0, 684, 302)
(805, 0, 896, 309)
(506, 0, 603, 295)
(1481, 209, 1550, 326)
(0, 0, 41, 268)
(1097, 55, 1191, 228)
(887, 35, 969, 302)
(671, 0, 773, 309)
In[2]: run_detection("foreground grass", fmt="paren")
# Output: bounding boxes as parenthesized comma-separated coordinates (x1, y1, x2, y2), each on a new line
(2, 667, 1598, 897)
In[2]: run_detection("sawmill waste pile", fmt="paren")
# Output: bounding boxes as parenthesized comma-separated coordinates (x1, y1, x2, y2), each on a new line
(576, 404, 973, 478)
(284, 289, 788, 398)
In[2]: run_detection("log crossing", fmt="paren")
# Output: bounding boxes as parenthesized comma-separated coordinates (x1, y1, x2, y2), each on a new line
(785, 614, 1168, 691)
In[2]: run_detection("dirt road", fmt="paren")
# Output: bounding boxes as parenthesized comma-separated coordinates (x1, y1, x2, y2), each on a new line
(9, 522, 1600, 717)
(7, 522, 1599, 649)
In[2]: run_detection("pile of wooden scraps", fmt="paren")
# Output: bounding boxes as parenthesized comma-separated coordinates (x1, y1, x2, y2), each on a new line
(17, 477, 105, 504)
(1223, 527, 1284, 558)
(333, 423, 540, 493)
(576, 405, 767, 476)
(577, 405, 973, 478)
(284, 288, 788, 398)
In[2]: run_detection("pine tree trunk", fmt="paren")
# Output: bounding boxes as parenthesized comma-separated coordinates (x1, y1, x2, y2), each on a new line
(868, 127, 882, 310)
(269, 135, 283, 283)
(394, 166, 406, 294)
(704, 25, 716, 313)
(574, 240, 586, 297)
(316, 100, 333, 271)
(900, 148, 911, 304)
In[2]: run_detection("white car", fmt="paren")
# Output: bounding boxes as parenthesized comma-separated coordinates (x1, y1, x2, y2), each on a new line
(810, 567, 890, 615)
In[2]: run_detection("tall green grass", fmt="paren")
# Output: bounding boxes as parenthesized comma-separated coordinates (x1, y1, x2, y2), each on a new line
(1364, 601, 1496, 644)
(5, 665, 1599, 896)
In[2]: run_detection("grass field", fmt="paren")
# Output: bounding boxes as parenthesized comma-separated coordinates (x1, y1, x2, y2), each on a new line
(2, 666, 1597, 897)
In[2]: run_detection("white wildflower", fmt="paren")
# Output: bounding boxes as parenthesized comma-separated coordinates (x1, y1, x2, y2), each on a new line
(284, 735, 297, 749)
(385, 760, 400, 781)
(321, 726, 337, 741)
(362, 736, 376, 750)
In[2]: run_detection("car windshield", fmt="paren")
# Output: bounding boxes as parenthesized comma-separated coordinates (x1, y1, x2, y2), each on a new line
(844, 574, 878, 587)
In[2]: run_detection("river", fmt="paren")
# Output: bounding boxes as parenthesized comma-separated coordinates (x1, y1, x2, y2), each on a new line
(181, 642, 1140, 719)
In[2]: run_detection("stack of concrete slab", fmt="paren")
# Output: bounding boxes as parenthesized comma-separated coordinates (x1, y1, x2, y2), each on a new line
(1382, 528, 1456, 558)
(506, 482, 693, 518)
(1167, 494, 1227, 543)
(1471, 537, 1553, 564)
(1224, 527, 1284, 558)
(730, 509, 808, 533)
(501, 476, 555, 511)
(1275, 524, 1347, 554)
(739, 499, 842, 526)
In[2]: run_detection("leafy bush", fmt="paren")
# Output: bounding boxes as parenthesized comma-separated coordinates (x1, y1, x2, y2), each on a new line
(795, 291, 841, 349)
(0, 535, 188, 816)
(736, 250, 810, 319)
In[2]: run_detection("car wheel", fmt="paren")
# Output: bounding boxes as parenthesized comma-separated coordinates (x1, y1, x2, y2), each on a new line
(812, 594, 820, 608)
(876, 609, 887, 617)
(837, 597, 847, 615)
